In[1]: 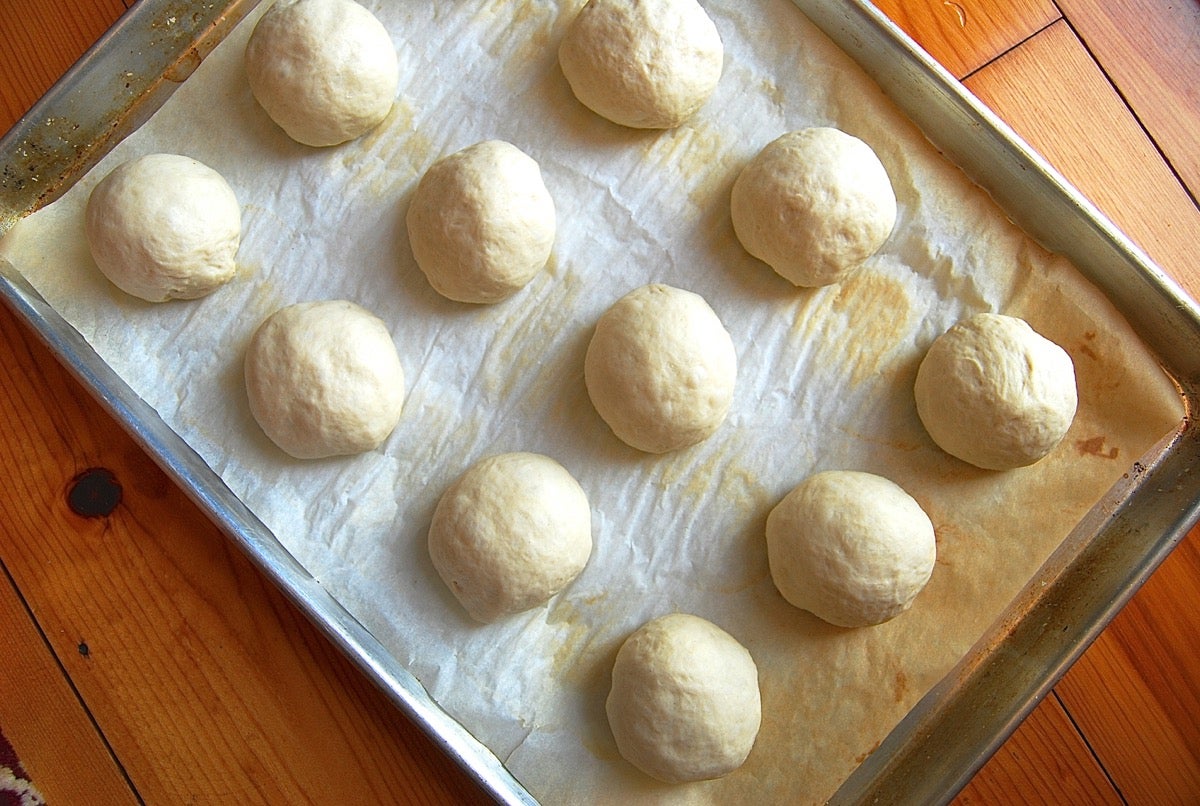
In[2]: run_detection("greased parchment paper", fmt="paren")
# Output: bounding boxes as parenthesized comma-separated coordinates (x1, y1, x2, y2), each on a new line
(0, 1, 1183, 802)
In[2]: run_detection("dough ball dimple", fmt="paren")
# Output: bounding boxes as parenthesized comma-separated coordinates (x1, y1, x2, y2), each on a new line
(85, 153, 240, 302)
(406, 140, 556, 304)
(245, 300, 406, 459)
(428, 452, 592, 623)
(244, 0, 398, 147)
(558, 0, 724, 129)
(766, 470, 936, 628)
(606, 613, 761, 783)
(584, 284, 737, 454)
(731, 127, 897, 287)
(915, 312, 1078, 470)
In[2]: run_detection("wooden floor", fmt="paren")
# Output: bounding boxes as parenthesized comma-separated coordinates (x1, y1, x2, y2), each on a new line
(1, 1, 1198, 803)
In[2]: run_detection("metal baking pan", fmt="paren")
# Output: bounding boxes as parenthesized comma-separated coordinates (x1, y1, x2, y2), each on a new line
(2, 1, 1197, 803)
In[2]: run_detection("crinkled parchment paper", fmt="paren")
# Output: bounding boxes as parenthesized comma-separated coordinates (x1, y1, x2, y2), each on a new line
(0, 1, 1184, 802)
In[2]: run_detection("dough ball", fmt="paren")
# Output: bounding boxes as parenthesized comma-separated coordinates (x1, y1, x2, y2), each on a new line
(915, 313, 1078, 470)
(558, 0, 723, 129)
(406, 140, 556, 304)
(85, 153, 240, 302)
(766, 470, 936, 628)
(245, 300, 405, 459)
(428, 452, 592, 623)
(731, 127, 897, 287)
(606, 613, 761, 783)
(244, 0, 398, 146)
(585, 284, 736, 454)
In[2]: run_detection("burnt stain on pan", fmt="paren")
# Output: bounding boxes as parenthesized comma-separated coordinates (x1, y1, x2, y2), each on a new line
(66, 467, 123, 518)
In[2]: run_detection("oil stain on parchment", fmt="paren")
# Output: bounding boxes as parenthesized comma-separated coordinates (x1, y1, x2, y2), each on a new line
(827, 270, 914, 388)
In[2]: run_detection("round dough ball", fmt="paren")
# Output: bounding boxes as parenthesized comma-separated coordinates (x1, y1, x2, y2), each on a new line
(584, 284, 737, 454)
(731, 127, 897, 287)
(406, 140, 556, 304)
(766, 470, 936, 628)
(85, 153, 240, 302)
(244, 0, 398, 147)
(914, 313, 1078, 470)
(558, 0, 724, 129)
(606, 613, 761, 783)
(428, 452, 592, 623)
(245, 300, 406, 459)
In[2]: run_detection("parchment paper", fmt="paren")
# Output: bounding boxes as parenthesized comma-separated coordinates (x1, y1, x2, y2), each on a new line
(0, 1, 1184, 802)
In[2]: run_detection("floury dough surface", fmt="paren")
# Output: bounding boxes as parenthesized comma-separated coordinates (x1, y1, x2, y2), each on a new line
(766, 470, 937, 628)
(244, 0, 399, 146)
(585, 284, 737, 453)
(428, 451, 593, 623)
(85, 153, 241, 301)
(558, 0, 724, 129)
(244, 300, 406, 459)
(915, 313, 1079, 470)
(0, 1, 1184, 803)
(730, 127, 898, 287)
(606, 613, 762, 783)
(406, 139, 557, 303)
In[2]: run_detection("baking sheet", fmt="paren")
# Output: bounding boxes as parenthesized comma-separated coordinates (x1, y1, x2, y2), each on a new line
(0, 1, 1186, 803)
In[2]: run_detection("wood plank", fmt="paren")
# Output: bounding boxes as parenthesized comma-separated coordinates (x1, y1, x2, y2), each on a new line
(0, 303, 486, 803)
(868, 0, 1059, 78)
(0, 0, 126, 131)
(963, 19, 1200, 302)
(955, 693, 1120, 804)
(1055, 528, 1200, 803)
(926, 14, 1200, 806)
(956, 17, 1200, 803)
(1056, 0, 1200, 201)
(0, 567, 137, 804)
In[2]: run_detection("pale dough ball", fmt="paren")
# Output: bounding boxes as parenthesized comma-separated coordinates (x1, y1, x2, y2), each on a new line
(558, 0, 724, 129)
(406, 140, 556, 304)
(606, 613, 761, 783)
(428, 452, 593, 623)
(766, 470, 936, 628)
(915, 313, 1078, 470)
(584, 284, 737, 454)
(245, 300, 406, 459)
(731, 127, 897, 287)
(85, 153, 240, 302)
(244, 0, 398, 147)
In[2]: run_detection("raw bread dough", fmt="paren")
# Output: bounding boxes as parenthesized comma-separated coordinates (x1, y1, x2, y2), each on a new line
(558, 0, 724, 129)
(85, 153, 240, 302)
(584, 284, 737, 453)
(244, 300, 406, 459)
(766, 470, 937, 628)
(606, 613, 761, 783)
(731, 127, 896, 287)
(244, 0, 398, 147)
(428, 452, 592, 623)
(406, 140, 556, 304)
(915, 313, 1078, 470)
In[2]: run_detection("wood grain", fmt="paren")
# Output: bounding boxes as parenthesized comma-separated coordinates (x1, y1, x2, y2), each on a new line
(1056, 0, 1200, 198)
(0, 303, 486, 802)
(1055, 533, 1200, 803)
(948, 9, 1200, 806)
(956, 692, 1120, 804)
(0, 568, 136, 803)
(963, 19, 1200, 302)
(0, 0, 128, 127)
(868, 0, 1059, 78)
